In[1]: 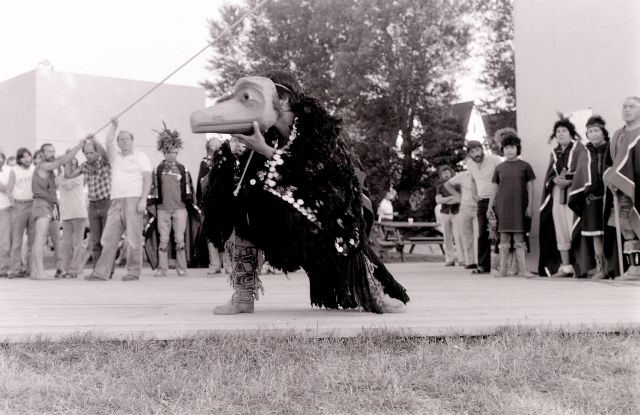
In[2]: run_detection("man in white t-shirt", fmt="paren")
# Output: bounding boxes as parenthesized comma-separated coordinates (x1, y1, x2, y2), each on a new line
(377, 189, 397, 221)
(0, 151, 14, 277)
(87, 118, 152, 281)
(466, 140, 501, 274)
(7, 148, 36, 278)
(58, 156, 88, 278)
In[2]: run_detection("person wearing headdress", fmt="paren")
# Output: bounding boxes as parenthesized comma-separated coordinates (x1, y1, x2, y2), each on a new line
(566, 115, 610, 278)
(192, 70, 409, 314)
(538, 117, 590, 277)
(603, 97, 640, 280)
(146, 123, 198, 277)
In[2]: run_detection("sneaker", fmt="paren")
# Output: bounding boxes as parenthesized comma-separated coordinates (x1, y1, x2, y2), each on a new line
(54, 268, 65, 279)
(444, 262, 455, 267)
(177, 269, 187, 277)
(550, 270, 573, 278)
(0, 272, 7, 278)
(154, 269, 167, 277)
(464, 264, 478, 270)
(122, 274, 139, 281)
(85, 274, 107, 281)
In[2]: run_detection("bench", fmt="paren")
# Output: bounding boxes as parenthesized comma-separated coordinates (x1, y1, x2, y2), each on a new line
(372, 233, 444, 262)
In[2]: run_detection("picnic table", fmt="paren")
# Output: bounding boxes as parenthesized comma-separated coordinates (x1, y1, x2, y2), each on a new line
(371, 220, 444, 262)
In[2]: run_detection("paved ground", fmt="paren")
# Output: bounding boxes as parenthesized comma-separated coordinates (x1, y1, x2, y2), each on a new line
(1, 262, 639, 342)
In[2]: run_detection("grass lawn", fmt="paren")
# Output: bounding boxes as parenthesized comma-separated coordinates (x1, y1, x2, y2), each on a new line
(1, 328, 638, 414)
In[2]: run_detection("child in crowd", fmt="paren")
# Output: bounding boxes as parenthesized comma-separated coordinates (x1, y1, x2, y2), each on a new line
(579, 115, 610, 278)
(488, 130, 536, 277)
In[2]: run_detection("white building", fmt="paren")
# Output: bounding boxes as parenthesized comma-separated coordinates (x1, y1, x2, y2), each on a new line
(450, 101, 487, 143)
(0, 68, 207, 176)
(514, 0, 640, 257)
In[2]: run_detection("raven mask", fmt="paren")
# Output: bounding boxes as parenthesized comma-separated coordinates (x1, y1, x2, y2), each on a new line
(190, 76, 279, 134)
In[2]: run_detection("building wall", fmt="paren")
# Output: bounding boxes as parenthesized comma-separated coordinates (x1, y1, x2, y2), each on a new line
(514, 0, 640, 257)
(33, 69, 207, 176)
(0, 71, 36, 156)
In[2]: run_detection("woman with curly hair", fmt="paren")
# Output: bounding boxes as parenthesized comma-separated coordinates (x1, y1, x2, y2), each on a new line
(538, 118, 589, 278)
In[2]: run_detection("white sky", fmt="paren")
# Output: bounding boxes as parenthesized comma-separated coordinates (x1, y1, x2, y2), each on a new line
(1, 0, 479, 99)
(0, 0, 231, 87)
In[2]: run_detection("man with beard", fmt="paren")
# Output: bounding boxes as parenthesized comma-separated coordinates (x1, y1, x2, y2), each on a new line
(466, 140, 501, 274)
(30, 141, 84, 279)
(195, 71, 409, 314)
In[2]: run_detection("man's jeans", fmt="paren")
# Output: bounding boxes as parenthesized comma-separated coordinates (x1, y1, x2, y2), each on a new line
(9, 200, 34, 275)
(157, 208, 188, 271)
(0, 207, 12, 273)
(157, 208, 188, 248)
(62, 218, 88, 275)
(93, 198, 144, 279)
(458, 204, 478, 266)
(440, 212, 463, 264)
(88, 199, 111, 264)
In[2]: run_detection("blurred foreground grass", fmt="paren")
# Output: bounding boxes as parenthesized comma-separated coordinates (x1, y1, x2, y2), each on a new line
(1, 327, 638, 414)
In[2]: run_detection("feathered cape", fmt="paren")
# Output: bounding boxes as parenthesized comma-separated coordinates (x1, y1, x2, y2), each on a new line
(203, 97, 409, 312)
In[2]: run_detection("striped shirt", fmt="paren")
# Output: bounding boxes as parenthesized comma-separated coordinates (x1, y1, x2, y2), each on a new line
(82, 158, 111, 201)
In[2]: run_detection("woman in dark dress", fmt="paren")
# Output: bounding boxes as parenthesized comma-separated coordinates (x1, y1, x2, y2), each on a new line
(488, 131, 536, 277)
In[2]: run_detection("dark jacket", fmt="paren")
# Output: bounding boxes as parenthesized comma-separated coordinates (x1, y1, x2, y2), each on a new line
(147, 160, 194, 207)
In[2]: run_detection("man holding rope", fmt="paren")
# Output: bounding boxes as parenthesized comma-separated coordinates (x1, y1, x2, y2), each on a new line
(604, 96, 640, 279)
(86, 118, 152, 281)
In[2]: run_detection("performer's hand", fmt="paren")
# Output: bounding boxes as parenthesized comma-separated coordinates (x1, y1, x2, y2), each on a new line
(232, 121, 274, 158)
(110, 117, 119, 128)
(137, 199, 146, 214)
(525, 205, 532, 218)
(553, 177, 572, 188)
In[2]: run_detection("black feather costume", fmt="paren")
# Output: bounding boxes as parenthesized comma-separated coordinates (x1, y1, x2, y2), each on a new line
(203, 96, 409, 313)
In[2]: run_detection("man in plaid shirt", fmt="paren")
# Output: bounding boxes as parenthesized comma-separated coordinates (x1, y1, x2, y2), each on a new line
(65, 137, 112, 269)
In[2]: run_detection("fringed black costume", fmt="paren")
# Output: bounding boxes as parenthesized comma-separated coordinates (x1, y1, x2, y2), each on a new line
(203, 96, 409, 313)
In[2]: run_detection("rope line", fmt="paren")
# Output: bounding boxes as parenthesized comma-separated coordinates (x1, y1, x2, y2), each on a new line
(91, 0, 269, 136)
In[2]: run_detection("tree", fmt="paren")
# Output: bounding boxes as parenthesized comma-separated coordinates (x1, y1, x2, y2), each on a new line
(202, 0, 471, 220)
(477, 0, 515, 113)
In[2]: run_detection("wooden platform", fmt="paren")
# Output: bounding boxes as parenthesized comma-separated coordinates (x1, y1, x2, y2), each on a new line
(1, 263, 639, 342)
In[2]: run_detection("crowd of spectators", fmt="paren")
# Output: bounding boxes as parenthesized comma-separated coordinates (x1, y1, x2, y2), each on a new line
(432, 97, 640, 279)
(0, 117, 226, 280)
